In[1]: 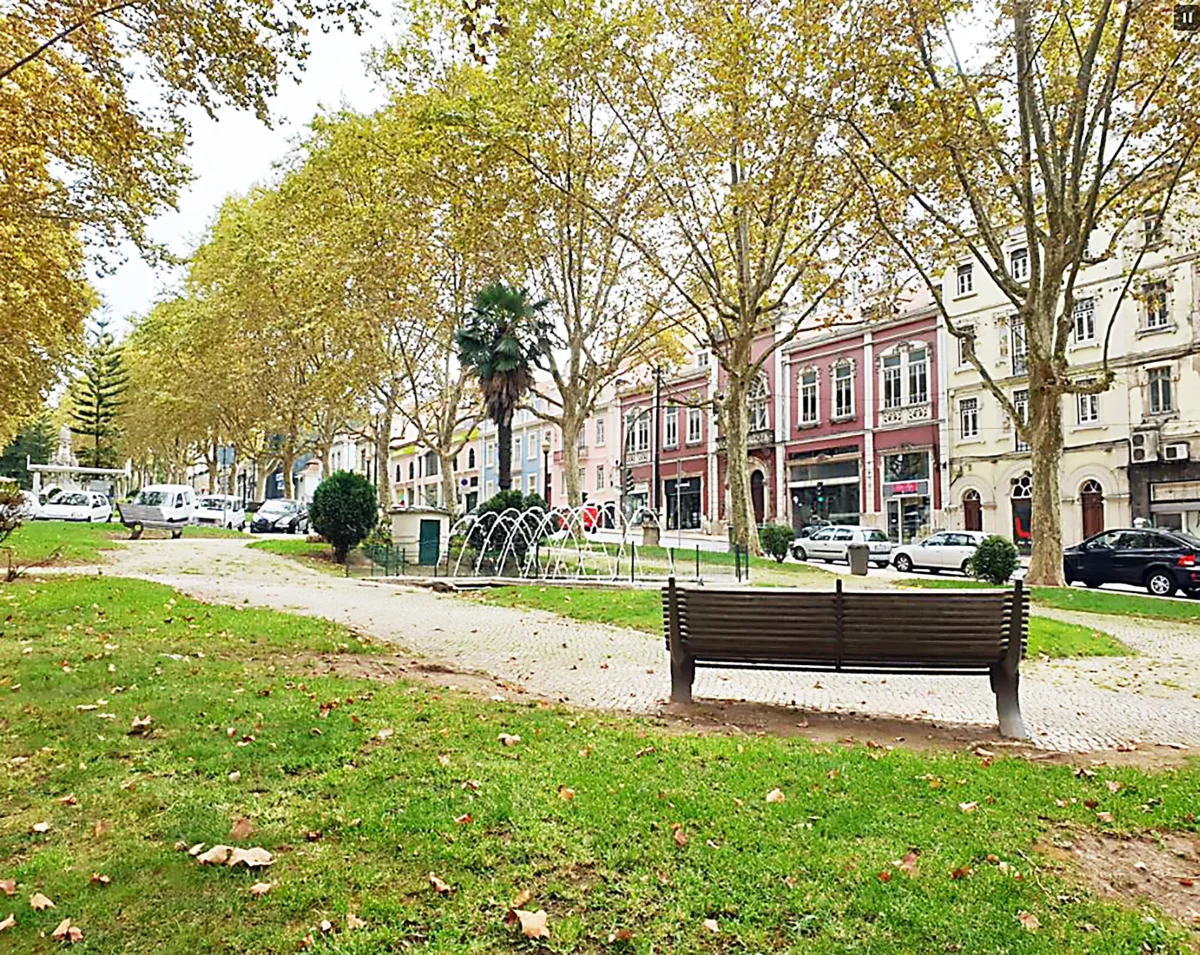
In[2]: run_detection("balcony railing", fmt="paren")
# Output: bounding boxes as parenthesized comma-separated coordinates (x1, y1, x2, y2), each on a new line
(715, 428, 775, 451)
(552, 446, 589, 465)
(879, 402, 932, 427)
(624, 449, 651, 466)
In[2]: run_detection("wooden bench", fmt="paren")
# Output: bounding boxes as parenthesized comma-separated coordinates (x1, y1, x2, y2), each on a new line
(116, 504, 189, 540)
(661, 578, 1030, 738)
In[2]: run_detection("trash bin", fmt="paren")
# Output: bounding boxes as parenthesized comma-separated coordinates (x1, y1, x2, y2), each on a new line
(847, 542, 870, 576)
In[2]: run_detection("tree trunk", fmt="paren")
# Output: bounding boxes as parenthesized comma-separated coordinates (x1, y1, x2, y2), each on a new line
(255, 467, 270, 502)
(1025, 371, 1065, 586)
(206, 446, 218, 493)
(498, 411, 513, 491)
(722, 378, 762, 556)
(440, 450, 458, 517)
(561, 415, 582, 507)
(374, 410, 393, 509)
(281, 450, 296, 499)
(320, 445, 333, 481)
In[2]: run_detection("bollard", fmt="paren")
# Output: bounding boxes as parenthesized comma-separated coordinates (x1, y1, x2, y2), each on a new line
(744, 545, 750, 583)
(630, 542, 637, 583)
(695, 545, 701, 582)
(735, 545, 742, 582)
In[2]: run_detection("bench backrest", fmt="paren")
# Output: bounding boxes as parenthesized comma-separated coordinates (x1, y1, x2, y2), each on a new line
(663, 579, 1027, 673)
(117, 504, 166, 524)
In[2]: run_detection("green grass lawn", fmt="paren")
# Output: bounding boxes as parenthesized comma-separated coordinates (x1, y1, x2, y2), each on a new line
(1, 521, 248, 567)
(900, 577, 1200, 624)
(0, 577, 1195, 952)
(474, 585, 1130, 658)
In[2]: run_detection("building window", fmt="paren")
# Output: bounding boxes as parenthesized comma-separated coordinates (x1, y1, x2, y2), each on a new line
(697, 350, 710, 369)
(1010, 247, 1028, 281)
(882, 355, 902, 409)
(578, 467, 585, 489)
(749, 374, 770, 431)
(1148, 366, 1173, 414)
(425, 451, 439, 476)
(576, 424, 587, 450)
(883, 451, 930, 482)
(956, 264, 973, 296)
(487, 443, 495, 466)
(395, 464, 402, 483)
(1073, 297, 1096, 342)
(528, 436, 539, 459)
(1013, 389, 1030, 452)
(408, 461, 415, 480)
(833, 363, 853, 419)
(1010, 316, 1028, 375)
(1143, 281, 1169, 329)
(799, 370, 819, 425)
(596, 465, 604, 489)
(1143, 212, 1164, 246)
(527, 473, 537, 494)
(664, 405, 678, 448)
(908, 348, 928, 404)
(686, 407, 702, 444)
(959, 397, 979, 439)
(1077, 382, 1100, 425)
(595, 417, 605, 445)
(958, 327, 975, 366)
(626, 412, 650, 453)
(468, 447, 476, 469)
(486, 480, 495, 496)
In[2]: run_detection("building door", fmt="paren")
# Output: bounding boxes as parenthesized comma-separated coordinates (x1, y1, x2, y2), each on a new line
(751, 471, 765, 525)
(418, 519, 441, 566)
(962, 490, 982, 531)
(1080, 480, 1104, 539)
(1010, 472, 1033, 553)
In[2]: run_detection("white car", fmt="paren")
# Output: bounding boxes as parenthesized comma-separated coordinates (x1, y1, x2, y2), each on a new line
(194, 494, 246, 530)
(792, 525, 894, 567)
(131, 484, 196, 523)
(891, 530, 988, 574)
(38, 490, 112, 523)
(17, 490, 41, 519)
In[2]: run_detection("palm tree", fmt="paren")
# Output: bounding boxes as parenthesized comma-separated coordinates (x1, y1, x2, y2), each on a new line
(455, 282, 553, 492)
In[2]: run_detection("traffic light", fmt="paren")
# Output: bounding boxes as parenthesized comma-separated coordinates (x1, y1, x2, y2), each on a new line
(815, 481, 826, 505)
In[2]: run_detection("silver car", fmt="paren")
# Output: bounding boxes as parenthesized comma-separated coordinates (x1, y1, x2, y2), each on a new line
(792, 525, 894, 567)
(891, 530, 988, 574)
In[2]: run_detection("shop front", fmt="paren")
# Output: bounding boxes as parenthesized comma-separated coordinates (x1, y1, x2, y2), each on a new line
(665, 475, 703, 530)
(786, 450, 861, 529)
(881, 450, 932, 543)
(1148, 479, 1200, 534)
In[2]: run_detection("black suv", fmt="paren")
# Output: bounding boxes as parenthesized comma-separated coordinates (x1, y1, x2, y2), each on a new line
(1063, 528, 1200, 597)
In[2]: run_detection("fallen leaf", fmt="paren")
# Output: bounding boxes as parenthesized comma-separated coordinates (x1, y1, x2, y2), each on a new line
(454, 813, 473, 825)
(733, 797, 744, 807)
(985, 854, 1000, 865)
(674, 828, 688, 848)
(1105, 780, 1122, 793)
(58, 794, 77, 806)
(187, 843, 205, 856)
(702, 918, 719, 933)
(0, 914, 12, 932)
(1084, 798, 1098, 809)
(558, 786, 576, 801)
(951, 865, 973, 880)
(958, 802, 978, 814)
(0, 880, 14, 897)
(319, 919, 333, 933)
(31, 822, 50, 834)
(462, 780, 481, 792)
(129, 715, 153, 735)
(29, 892, 54, 911)
(608, 927, 633, 942)
(498, 734, 521, 747)
(511, 888, 533, 908)
(1179, 878, 1195, 887)
(1017, 911, 1040, 932)
(227, 847, 273, 868)
(346, 913, 366, 930)
(298, 932, 314, 949)
(1096, 811, 1114, 823)
(972, 747, 994, 758)
(765, 788, 785, 804)
(230, 817, 253, 841)
(91, 820, 109, 838)
(228, 771, 241, 783)
(52, 916, 83, 943)
(429, 873, 451, 895)
(250, 882, 272, 897)
(878, 870, 893, 882)
(376, 728, 393, 741)
(89, 873, 110, 886)
(438, 754, 451, 766)
(635, 746, 656, 758)
(1074, 767, 1096, 779)
(196, 845, 232, 865)
(512, 909, 550, 939)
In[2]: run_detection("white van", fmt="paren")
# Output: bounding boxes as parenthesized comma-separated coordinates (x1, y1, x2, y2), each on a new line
(194, 493, 246, 530)
(132, 484, 197, 524)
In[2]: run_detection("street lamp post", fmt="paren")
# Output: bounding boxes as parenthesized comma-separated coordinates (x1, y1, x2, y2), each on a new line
(542, 438, 552, 506)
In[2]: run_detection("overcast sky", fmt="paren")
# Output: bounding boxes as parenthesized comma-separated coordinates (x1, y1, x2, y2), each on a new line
(96, 23, 390, 336)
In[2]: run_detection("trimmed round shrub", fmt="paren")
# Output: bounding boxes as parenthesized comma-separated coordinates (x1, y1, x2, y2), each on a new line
(308, 471, 378, 563)
(759, 522, 795, 563)
(967, 534, 1020, 584)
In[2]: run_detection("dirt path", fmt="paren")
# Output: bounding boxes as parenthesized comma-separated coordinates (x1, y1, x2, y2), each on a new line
(93, 536, 1200, 754)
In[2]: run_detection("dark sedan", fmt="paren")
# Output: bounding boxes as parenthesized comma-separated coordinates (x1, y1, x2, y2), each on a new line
(1063, 527, 1200, 597)
(250, 499, 309, 534)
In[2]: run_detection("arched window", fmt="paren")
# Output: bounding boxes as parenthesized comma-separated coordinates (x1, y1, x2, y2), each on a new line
(408, 461, 414, 481)
(1010, 472, 1033, 551)
(468, 447, 476, 469)
(1010, 473, 1032, 498)
(749, 374, 770, 431)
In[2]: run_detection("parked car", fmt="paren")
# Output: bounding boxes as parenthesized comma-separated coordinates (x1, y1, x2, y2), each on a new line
(791, 525, 893, 567)
(793, 519, 831, 541)
(131, 484, 197, 523)
(17, 490, 41, 519)
(38, 490, 112, 523)
(891, 530, 988, 574)
(250, 499, 308, 534)
(194, 494, 246, 530)
(1063, 527, 1200, 597)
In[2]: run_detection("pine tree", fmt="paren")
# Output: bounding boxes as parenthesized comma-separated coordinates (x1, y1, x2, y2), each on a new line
(68, 319, 129, 469)
(0, 415, 56, 488)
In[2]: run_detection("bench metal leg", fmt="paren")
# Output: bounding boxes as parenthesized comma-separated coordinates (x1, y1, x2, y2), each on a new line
(670, 654, 694, 704)
(990, 666, 1028, 740)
